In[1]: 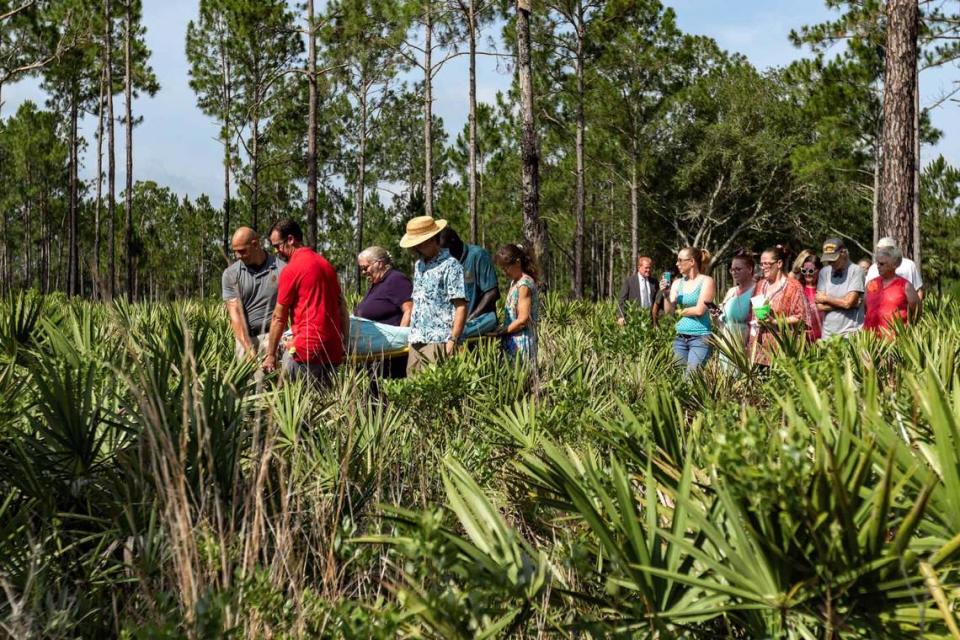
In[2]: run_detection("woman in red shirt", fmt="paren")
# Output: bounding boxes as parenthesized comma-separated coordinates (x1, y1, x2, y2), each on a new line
(864, 246, 920, 339)
(799, 255, 824, 342)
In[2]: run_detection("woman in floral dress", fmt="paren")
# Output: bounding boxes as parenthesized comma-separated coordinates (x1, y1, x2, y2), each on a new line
(493, 244, 539, 363)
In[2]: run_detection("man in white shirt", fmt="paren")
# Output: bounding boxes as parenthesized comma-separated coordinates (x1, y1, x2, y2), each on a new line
(865, 237, 924, 300)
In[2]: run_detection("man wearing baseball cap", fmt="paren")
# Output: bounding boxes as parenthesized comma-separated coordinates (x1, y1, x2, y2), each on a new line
(815, 237, 865, 338)
(400, 215, 468, 374)
(865, 237, 924, 300)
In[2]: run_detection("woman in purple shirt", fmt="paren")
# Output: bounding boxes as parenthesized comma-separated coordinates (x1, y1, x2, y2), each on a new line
(356, 247, 413, 326)
(356, 246, 413, 379)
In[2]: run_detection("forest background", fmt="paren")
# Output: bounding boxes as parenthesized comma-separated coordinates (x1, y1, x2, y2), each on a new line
(2, 0, 960, 301)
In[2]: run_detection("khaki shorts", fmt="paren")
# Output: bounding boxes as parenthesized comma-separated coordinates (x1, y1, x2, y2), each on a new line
(406, 342, 446, 376)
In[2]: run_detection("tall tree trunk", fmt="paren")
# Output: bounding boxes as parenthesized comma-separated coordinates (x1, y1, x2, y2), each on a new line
(878, 0, 918, 257)
(306, 0, 318, 247)
(94, 68, 105, 298)
(423, 1, 434, 217)
(572, 3, 585, 299)
(251, 111, 260, 231)
(872, 138, 881, 250)
(124, 0, 134, 302)
(355, 88, 368, 294)
(912, 70, 921, 263)
(68, 87, 79, 297)
(41, 188, 49, 293)
(220, 23, 232, 258)
(106, 0, 117, 299)
(516, 0, 547, 286)
(630, 140, 639, 269)
(467, 0, 478, 243)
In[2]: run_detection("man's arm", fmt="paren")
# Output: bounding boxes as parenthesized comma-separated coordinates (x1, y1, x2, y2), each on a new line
(617, 277, 630, 322)
(262, 303, 288, 373)
(447, 299, 467, 356)
(339, 291, 350, 352)
(400, 301, 413, 327)
(469, 288, 499, 322)
(816, 290, 861, 311)
(225, 299, 254, 357)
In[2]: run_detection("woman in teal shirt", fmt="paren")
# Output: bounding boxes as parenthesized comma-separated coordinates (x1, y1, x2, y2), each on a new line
(662, 246, 716, 373)
(719, 252, 756, 346)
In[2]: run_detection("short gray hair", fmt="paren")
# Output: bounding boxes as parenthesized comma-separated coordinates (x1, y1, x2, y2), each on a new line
(358, 246, 393, 265)
(875, 245, 903, 266)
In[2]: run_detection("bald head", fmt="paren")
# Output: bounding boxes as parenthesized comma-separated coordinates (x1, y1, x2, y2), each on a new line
(232, 226, 258, 246)
(231, 226, 265, 266)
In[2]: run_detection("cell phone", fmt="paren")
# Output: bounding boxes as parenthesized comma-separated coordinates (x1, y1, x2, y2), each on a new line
(663, 272, 672, 284)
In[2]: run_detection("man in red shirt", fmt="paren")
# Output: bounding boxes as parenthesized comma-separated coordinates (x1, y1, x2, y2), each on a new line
(263, 219, 348, 385)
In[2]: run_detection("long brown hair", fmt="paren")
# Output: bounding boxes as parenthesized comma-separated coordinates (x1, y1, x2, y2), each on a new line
(494, 244, 539, 282)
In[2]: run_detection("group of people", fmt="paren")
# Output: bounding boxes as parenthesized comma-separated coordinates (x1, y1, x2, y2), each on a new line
(222, 215, 540, 386)
(617, 236, 923, 373)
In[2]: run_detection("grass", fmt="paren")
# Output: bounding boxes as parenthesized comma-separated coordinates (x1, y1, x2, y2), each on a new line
(0, 289, 959, 638)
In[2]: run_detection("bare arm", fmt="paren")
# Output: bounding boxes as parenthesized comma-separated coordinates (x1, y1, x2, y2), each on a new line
(469, 288, 500, 322)
(816, 290, 861, 310)
(677, 277, 716, 319)
(447, 299, 467, 355)
(225, 299, 254, 356)
(262, 302, 289, 372)
(399, 301, 413, 327)
(504, 286, 532, 333)
(339, 291, 350, 352)
(906, 282, 921, 320)
(663, 281, 680, 315)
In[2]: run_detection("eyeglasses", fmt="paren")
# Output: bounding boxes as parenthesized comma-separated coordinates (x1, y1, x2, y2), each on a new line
(677, 257, 693, 263)
(759, 261, 779, 267)
(800, 268, 817, 275)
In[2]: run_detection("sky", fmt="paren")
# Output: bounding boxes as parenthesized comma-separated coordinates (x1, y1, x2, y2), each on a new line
(4, 0, 958, 207)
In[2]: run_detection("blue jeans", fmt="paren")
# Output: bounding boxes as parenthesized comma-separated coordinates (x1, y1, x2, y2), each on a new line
(673, 334, 712, 374)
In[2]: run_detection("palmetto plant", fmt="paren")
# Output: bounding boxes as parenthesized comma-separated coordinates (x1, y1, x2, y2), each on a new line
(0, 294, 958, 638)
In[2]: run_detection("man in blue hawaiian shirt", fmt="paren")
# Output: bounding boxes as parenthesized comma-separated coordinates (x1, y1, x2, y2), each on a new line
(399, 216, 468, 375)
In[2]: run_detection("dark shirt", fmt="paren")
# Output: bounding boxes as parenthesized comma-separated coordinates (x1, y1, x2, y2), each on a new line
(460, 244, 498, 316)
(355, 268, 413, 326)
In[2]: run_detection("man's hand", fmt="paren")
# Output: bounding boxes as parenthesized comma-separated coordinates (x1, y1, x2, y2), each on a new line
(263, 354, 278, 373)
(445, 339, 458, 356)
(616, 317, 626, 327)
(815, 291, 828, 304)
(244, 346, 257, 361)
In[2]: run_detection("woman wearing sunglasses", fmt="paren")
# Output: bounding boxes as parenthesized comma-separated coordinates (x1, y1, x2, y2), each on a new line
(799, 255, 823, 342)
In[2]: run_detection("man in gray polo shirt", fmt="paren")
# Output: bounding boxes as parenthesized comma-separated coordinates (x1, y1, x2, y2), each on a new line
(815, 237, 865, 338)
(222, 227, 285, 364)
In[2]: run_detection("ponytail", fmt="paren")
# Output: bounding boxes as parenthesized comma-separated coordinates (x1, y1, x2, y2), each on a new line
(494, 243, 539, 282)
(681, 246, 711, 271)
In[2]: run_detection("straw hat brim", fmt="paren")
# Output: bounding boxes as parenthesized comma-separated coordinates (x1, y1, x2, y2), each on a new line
(399, 218, 448, 248)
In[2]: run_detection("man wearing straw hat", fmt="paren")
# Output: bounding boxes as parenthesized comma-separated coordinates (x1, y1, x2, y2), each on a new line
(399, 215, 468, 374)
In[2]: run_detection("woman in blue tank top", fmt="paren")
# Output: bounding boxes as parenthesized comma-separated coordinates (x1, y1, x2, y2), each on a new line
(661, 246, 716, 373)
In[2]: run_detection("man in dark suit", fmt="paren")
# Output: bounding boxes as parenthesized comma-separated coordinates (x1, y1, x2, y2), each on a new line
(617, 256, 659, 326)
